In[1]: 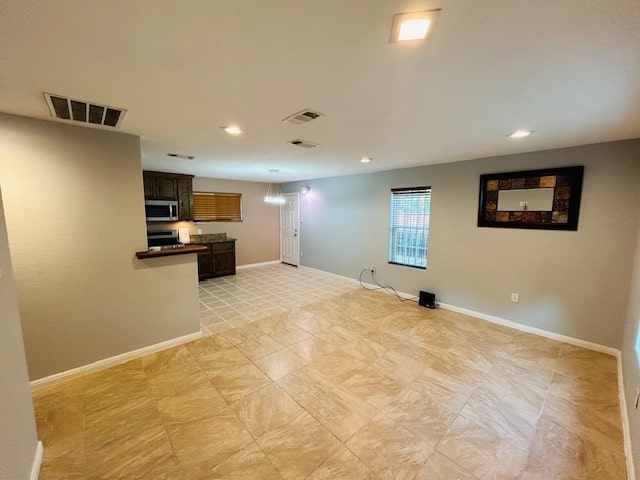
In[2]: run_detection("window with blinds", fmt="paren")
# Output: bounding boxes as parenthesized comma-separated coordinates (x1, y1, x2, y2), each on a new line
(193, 192, 242, 222)
(388, 187, 431, 269)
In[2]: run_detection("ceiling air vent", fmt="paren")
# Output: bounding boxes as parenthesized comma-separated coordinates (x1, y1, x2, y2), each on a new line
(44, 93, 127, 128)
(282, 109, 324, 125)
(167, 153, 195, 160)
(288, 139, 320, 148)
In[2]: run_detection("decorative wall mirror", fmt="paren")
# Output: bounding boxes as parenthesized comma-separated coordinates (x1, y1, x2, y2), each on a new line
(477, 166, 584, 230)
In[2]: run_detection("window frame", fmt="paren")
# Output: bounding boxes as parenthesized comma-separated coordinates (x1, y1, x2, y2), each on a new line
(192, 191, 242, 222)
(388, 186, 431, 269)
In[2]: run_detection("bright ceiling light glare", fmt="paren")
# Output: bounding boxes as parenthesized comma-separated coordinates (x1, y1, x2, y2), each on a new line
(390, 10, 441, 44)
(360, 157, 372, 163)
(221, 126, 243, 135)
(398, 19, 431, 41)
(508, 130, 533, 139)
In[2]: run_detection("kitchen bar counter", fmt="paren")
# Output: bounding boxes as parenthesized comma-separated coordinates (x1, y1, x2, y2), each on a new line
(189, 233, 237, 244)
(135, 244, 206, 259)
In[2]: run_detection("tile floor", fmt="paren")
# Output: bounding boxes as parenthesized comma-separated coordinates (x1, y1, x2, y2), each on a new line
(34, 264, 626, 479)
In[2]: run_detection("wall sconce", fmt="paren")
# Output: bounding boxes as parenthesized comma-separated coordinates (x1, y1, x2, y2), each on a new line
(301, 185, 311, 195)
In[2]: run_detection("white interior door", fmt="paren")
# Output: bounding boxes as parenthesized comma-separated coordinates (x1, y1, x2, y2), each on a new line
(280, 193, 300, 266)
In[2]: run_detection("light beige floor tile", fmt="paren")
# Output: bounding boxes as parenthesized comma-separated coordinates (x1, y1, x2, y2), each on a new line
(541, 392, 624, 445)
(209, 363, 273, 403)
(382, 387, 457, 448)
(237, 334, 284, 361)
(548, 370, 619, 407)
(458, 362, 548, 449)
(231, 383, 302, 438)
(373, 350, 426, 385)
(276, 366, 337, 406)
(341, 368, 405, 409)
(436, 415, 528, 479)
(39, 432, 84, 478)
(256, 410, 341, 480)
(191, 346, 251, 377)
(415, 451, 477, 480)
(253, 348, 308, 381)
(140, 345, 197, 378)
(33, 265, 629, 480)
(287, 336, 340, 362)
(307, 350, 369, 384)
(83, 359, 150, 417)
(301, 382, 376, 442)
(265, 322, 313, 346)
(152, 374, 227, 424)
(522, 418, 627, 480)
(165, 408, 254, 480)
(85, 398, 180, 479)
(555, 344, 618, 379)
(342, 336, 389, 363)
(345, 413, 432, 480)
(205, 442, 282, 480)
(411, 359, 479, 412)
(307, 446, 379, 480)
(191, 335, 232, 351)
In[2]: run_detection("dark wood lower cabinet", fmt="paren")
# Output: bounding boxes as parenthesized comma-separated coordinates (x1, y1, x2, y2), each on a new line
(197, 241, 236, 280)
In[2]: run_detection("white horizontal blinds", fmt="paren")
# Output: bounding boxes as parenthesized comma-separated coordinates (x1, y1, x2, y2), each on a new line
(193, 192, 242, 221)
(388, 187, 431, 269)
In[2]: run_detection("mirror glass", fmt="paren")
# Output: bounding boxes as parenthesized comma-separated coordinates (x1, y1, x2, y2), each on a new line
(497, 188, 554, 211)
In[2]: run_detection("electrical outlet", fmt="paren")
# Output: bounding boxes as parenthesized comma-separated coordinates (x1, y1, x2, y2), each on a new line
(635, 388, 639, 409)
(300, 251, 303, 258)
(510, 293, 519, 303)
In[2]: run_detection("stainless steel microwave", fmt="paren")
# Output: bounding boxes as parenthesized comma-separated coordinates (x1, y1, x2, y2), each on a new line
(145, 200, 178, 222)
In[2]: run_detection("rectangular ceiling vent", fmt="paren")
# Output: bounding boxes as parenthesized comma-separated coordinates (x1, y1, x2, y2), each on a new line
(287, 139, 320, 148)
(44, 93, 127, 128)
(282, 109, 324, 125)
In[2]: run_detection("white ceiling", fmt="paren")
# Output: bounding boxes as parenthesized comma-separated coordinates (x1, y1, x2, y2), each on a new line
(1, 1, 639, 182)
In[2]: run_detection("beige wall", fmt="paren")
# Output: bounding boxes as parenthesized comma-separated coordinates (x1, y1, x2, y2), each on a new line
(0, 187, 40, 479)
(192, 177, 279, 266)
(0, 113, 201, 380)
(283, 139, 640, 348)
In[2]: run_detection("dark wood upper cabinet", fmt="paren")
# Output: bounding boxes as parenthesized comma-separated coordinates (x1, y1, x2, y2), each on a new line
(177, 178, 193, 221)
(155, 177, 178, 200)
(143, 171, 194, 220)
(143, 176, 156, 199)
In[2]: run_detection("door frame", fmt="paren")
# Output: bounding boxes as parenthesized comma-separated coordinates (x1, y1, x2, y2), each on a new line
(279, 193, 300, 267)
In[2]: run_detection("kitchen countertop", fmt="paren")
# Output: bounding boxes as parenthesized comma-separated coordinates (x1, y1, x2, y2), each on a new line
(135, 244, 206, 259)
(189, 234, 237, 244)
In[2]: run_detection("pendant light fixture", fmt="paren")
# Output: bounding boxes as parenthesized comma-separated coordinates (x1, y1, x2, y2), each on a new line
(264, 169, 285, 205)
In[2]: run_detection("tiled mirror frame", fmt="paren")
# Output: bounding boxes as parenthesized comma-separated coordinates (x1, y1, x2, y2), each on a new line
(477, 165, 584, 231)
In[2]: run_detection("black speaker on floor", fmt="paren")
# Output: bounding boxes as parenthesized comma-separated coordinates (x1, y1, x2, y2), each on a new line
(419, 291, 436, 309)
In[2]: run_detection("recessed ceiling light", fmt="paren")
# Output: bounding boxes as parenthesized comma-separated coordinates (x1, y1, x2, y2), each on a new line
(390, 10, 441, 43)
(221, 126, 243, 135)
(508, 130, 533, 138)
(360, 157, 372, 163)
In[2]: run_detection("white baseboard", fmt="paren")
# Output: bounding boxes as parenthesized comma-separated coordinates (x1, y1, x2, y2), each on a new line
(299, 266, 417, 299)
(30, 331, 203, 391)
(30, 441, 43, 480)
(236, 260, 281, 270)
(617, 352, 636, 480)
(438, 302, 620, 357)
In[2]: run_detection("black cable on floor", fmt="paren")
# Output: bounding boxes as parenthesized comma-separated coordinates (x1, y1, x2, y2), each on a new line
(358, 268, 418, 302)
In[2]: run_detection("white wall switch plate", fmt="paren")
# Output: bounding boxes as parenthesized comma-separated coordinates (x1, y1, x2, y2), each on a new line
(510, 293, 520, 303)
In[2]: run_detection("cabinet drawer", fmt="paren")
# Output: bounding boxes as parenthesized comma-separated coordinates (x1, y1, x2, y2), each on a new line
(211, 241, 234, 251)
